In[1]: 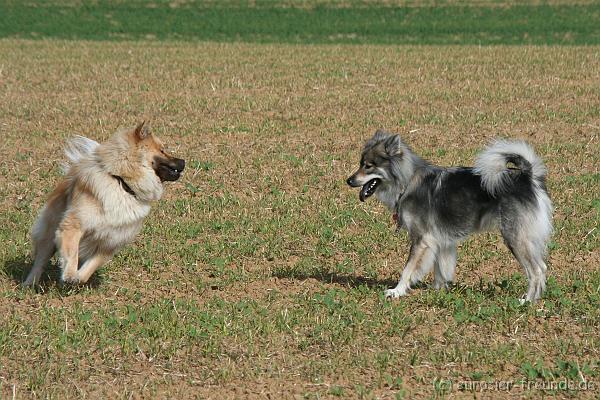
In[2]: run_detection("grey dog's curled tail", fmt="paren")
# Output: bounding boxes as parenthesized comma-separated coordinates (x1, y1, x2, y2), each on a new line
(473, 140, 547, 196)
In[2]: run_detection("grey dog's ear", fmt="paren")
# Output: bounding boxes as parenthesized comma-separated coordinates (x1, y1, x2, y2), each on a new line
(372, 129, 389, 141)
(383, 134, 403, 157)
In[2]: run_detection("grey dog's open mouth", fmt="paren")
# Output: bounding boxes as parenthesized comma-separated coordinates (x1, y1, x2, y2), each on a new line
(359, 178, 381, 202)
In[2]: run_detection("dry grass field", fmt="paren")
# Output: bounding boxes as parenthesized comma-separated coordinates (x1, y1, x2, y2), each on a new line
(0, 40, 598, 398)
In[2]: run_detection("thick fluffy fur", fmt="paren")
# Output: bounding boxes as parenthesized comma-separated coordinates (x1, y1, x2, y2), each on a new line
(23, 122, 185, 286)
(347, 130, 553, 303)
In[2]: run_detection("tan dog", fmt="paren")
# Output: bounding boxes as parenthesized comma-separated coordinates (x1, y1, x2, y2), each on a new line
(23, 122, 185, 286)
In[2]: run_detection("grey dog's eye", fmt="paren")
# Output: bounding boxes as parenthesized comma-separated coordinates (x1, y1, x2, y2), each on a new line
(364, 164, 373, 169)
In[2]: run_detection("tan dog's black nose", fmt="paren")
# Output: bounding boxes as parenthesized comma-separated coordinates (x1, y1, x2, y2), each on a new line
(173, 158, 185, 172)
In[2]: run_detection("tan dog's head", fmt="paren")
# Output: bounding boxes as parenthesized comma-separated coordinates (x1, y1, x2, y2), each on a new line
(132, 122, 185, 182)
(96, 121, 186, 202)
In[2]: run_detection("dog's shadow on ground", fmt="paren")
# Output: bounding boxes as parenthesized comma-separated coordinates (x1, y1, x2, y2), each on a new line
(272, 267, 522, 300)
(272, 268, 398, 291)
(3, 256, 35, 284)
(2, 256, 103, 292)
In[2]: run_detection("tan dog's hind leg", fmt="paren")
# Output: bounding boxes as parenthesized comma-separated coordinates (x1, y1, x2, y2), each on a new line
(24, 239, 55, 287)
(24, 209, 57, 286)
(56, 213, 83, 284)
(24, 182, 69, 287)
(77, 253, 111, 283)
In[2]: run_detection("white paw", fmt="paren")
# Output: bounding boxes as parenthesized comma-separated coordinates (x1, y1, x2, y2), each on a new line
(384, 287, 408, 299)
(22, 278, 34, 288)
(61, 272, 80, 285)
(519, 295, 534, 305)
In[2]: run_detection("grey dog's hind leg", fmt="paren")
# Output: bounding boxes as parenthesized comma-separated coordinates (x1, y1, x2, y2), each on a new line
(502, 222, 547, 303)
(433, 244, 457, 290)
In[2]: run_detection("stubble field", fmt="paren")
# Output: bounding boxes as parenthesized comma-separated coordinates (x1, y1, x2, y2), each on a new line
(0, 40, 598, 398)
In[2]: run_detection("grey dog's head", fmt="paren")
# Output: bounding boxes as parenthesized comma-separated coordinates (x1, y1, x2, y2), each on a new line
(346, 130, 414, 205)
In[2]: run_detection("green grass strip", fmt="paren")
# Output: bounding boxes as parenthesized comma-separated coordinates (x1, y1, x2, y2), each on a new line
(1, 2, 599, 44)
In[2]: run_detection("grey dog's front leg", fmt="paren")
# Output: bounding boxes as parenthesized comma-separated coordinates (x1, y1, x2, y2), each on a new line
(385, 239, 435, 298)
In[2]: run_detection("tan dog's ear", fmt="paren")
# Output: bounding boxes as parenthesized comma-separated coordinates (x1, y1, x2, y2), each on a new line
(134, 121, 150, 141)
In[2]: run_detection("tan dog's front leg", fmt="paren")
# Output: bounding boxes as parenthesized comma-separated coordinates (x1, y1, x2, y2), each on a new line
(56, 213, 83, 284)
(77, 253, 111, 283)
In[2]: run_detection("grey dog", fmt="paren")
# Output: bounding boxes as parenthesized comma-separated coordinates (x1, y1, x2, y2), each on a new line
(347, 130, 552, 303)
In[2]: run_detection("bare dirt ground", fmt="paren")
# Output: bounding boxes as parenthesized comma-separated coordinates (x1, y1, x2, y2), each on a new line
(0, 40, 598, 399)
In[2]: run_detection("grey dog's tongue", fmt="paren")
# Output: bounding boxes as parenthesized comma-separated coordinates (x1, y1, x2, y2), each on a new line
(359, 178, 380, 202)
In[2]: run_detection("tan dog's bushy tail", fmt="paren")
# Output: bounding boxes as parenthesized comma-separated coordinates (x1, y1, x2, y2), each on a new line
(62, 135, 99, 173)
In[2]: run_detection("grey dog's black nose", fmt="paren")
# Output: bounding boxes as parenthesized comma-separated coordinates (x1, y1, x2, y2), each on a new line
(346, 177, 354, 186)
